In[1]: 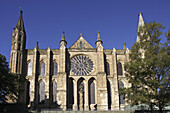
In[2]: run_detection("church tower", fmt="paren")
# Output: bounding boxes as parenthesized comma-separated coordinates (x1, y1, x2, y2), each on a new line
(9, 10, 27, 103)
(10, 10, 26, 75)
(136, 12, 144, 42)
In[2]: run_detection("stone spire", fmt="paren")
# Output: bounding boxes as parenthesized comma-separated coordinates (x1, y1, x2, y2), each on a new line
(10, 10, 26, 75)
(97, 31, 101, 41)
(15, 10, 25, 31)
(137, 12, 145, 42)
(95, 31, 103, 46)
(61, 31, 66, 41)
(123, 43, 126, 50)
(60, 32, 67, 46)
(35, 41, 39, 49)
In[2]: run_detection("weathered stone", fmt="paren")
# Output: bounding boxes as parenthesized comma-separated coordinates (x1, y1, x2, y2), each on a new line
(9, 11, 148, 111)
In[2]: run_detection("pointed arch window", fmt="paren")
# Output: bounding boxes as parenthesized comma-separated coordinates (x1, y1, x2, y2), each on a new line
(118, 81, 125, 104)
(117, 62, 123, 75)
(53, 81, 57, 103)
(27, 62, 32, 76)
(40, 61, 45, 76)
(106, 62, 110, 75)
(89, 80, 95, 104)
(39, 80, 45, 103)
(18, 43, 21, 50)
(53, 62, 58, 75)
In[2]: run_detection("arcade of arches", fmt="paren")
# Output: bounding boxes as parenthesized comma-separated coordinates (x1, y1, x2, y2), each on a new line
(24, 51, 129, 110)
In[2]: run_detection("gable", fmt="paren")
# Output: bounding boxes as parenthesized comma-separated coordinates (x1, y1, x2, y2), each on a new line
(70, 35, 93, 49)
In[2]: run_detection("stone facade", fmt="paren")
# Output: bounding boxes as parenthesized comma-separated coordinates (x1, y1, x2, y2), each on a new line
(9, 11, 144, 111)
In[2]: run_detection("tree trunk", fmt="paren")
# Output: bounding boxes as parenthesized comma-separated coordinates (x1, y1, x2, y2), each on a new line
(149, 103, 153, 113)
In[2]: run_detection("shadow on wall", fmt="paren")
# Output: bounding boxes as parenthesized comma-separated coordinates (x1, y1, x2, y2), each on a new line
(0, 103, 31, 113)
(30, 98, 62, 110)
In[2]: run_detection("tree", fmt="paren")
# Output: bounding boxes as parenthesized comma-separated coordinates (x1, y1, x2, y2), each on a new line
(0, 53, 22, 103)
(123, 22, 170, 112)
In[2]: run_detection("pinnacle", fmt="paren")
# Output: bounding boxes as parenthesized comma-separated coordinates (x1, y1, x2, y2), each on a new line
(35, 41, 39, 49)
(97, 31, 101, 41)
(95, 31, 103, 45)
(123, 43, 126, 49)
(137, 12, 145, 42)
(61, 32, 66, 41)
(138, 12, 144, 27)
(80, 33, 83, 37)
(16, 10, 25, 31)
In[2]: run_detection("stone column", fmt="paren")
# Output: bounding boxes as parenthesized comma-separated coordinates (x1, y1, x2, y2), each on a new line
(73, 81, 78, 110)
(112, 48, 119, 110)
(57, 37, 67, 110)
(33, 47, 38, 107)
(96, 43, 108, 110)
(84, 81, 89, 110)
(44, 47, 51, 106)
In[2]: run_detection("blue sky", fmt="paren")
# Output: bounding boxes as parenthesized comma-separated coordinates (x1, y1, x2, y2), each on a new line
(0, 0, 170, 63)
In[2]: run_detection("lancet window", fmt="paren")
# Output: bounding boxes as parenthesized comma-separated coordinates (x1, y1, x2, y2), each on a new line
(117, 62, 123, 75)
(106, 62, 110, 75)
(89, 79, 95, 104)
(118, 81, 125, 104)
(40, 61, 45, 76)
(53, 81, 57, 103)
(53, 62, 58, 75)
(27, 62, 32, 76)
(39, 80, 45, 103)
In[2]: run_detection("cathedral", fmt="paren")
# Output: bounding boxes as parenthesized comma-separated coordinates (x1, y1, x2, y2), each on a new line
(9, 11, 144, 110)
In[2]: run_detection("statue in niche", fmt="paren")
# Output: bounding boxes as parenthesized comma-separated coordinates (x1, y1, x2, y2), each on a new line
(79, 84, 84, 110)
(77, 41, 85, 49)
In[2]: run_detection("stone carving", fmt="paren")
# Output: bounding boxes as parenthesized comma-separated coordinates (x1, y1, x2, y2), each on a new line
(79, 84, 84, 110)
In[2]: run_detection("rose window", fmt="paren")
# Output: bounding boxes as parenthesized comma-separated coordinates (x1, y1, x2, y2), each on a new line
(70, 55, 94, 75)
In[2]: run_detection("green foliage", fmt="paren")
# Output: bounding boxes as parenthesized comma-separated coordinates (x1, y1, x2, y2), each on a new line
(0, 54, 22, 103)
(123, 22, 170, 111)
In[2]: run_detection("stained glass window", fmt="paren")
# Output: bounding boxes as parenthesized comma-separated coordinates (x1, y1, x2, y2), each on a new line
(70, 55, 94, 75)
(117, 62, 123, 75)
(106, 62, 110, 75)
(53, 62, 58, 75)
(40, 61, 45, 76)
(39, 80, 45, 103)
(53, 81, 57, 103)
(27, 62, 32, 76)
(89, 81, 95, 104)
(118, 81, 125, 104)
